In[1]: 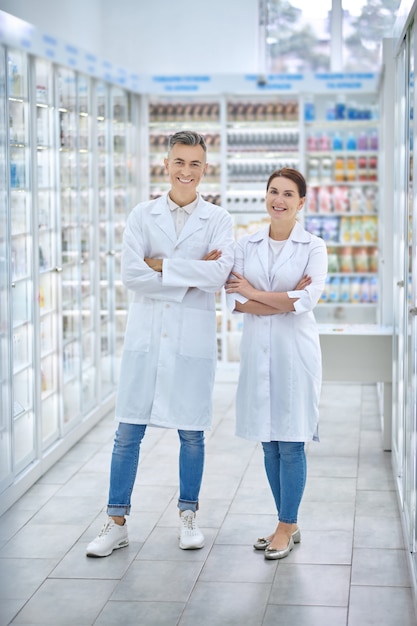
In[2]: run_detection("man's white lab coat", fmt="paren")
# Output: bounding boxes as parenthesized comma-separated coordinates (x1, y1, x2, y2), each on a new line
(115, 193, 234, 429)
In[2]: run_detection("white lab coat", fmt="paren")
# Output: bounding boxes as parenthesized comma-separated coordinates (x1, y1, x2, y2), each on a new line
(227, 221, 328, 442)
(116, 193, 234, 430)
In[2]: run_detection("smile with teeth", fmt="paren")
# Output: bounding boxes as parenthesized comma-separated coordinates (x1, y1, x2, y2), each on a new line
(178, 178, 192, 183)
(272, 206, 286, 211)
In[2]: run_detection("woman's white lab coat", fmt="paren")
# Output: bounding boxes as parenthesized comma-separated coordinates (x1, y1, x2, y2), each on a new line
(227, 221, 328, 442)
(116, 193, 234, 430)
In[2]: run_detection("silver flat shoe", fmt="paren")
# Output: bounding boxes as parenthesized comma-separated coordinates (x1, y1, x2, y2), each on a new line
(254, 527, 301, 551)
(264, 535, 294, 560)
(253, 537, 271, 550)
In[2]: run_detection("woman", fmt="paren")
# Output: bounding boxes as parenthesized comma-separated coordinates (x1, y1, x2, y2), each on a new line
(225, 168, 327, 560)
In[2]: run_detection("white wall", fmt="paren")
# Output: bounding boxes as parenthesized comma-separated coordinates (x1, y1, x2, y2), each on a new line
(0, 0, 104, 58)
(0, 0, 259, 74)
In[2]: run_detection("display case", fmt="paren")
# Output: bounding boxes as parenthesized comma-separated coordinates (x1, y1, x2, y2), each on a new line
(147, 96, 225, 357)
(0, 45, 12, 492)
(391, 18, 417, 599)
(34, 57, 61, 449)
(303, 93, 380, 323)
(98, 86, 138, 392)
(146, 95, 302, 360)
(146, 92, 381, 361)
(1, 40, 141, 515)
(225, 95, 300, 360)
(148, 97, 223, 204)
(225, 95, 300, 255)
(58, 67, 96, 425)
(8, 48, 37, 472)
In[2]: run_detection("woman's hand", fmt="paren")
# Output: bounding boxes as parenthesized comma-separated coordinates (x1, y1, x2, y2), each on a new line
(225, 272, 256, 299)
(295, 275, 311, 290)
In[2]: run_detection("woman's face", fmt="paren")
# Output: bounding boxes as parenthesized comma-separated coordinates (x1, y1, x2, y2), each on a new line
(266, 176, 305, 228)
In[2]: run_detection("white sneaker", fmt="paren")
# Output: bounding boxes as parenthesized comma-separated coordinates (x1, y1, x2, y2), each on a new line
(86, 517, 129, 557)
(179, 510, 205, 550)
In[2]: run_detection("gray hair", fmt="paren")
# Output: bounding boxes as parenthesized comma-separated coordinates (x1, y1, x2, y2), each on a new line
(167, 130, 207, 155)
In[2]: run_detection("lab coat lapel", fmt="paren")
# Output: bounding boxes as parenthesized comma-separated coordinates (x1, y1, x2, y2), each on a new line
(250, 227, 270, 286)
(253, 221, 311, 283)
(176, 196, 208, 245)
(151, 195, 177, 245)
(271, 238, 295, 273)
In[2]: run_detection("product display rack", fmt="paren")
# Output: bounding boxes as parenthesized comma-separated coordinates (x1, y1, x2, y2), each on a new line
(304, 93, 380, 323)
(148, 97, 223, 205)
(225, 95, 300, 239)
(146, 92, 381, 360)
(147, 96, 225, 357)
(146, 95, 302, 361)
(1, 42, 140, 512)
(225, 95, 301, 360)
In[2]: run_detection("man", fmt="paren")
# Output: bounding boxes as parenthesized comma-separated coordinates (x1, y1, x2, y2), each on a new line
(86, 130, 234, 557)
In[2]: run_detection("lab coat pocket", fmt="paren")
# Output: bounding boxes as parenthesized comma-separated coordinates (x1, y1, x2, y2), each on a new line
(182, 241, 209, 260)
(123, 301, 153, 353)
(179, 308, 217, 359)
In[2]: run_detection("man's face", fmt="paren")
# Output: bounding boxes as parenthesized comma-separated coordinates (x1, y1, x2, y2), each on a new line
(164, 143, 207, 202)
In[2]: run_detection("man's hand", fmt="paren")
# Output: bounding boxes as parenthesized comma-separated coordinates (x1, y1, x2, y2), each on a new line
(144, 258, 163, 272)
(203, 249, 222, 261)
(144, 249, 221, 272)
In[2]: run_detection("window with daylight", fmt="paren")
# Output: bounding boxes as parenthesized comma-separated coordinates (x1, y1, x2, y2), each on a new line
(264, 0, 401, 73)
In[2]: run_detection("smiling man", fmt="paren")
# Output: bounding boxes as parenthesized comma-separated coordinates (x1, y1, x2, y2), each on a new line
(86, 131, 234, 558)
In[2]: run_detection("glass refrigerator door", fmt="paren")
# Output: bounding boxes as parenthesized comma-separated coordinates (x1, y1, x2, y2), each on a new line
(393, 26, 417, 558)
(58, 67, 82, 424)
(8, 48, 36, 471)
(97, 81, 114, 399)
(0, 46, 12, 489)
(405, 27, 417, 556)
(112, 88, 134, 379)
(78, 75, 97, 412)
(392, 40, 408, 506)
(34, 57, 61, 448)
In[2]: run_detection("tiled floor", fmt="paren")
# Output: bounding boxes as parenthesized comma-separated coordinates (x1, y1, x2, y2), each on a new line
(0, 378, 416, 626)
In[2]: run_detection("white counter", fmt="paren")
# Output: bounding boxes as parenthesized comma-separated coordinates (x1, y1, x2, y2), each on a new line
(319, 324, 393, 450)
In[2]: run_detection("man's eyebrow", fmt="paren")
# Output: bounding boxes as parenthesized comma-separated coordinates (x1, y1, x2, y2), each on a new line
(174, 158, 203, 165)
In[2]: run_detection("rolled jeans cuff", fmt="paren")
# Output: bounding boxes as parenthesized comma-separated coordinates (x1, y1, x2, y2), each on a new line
(107, 504, 131, 516)
(178, 499, 199, 513)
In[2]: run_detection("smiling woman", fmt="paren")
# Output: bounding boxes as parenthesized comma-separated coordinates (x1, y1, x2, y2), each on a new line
(225, 165, 328, 560)
(265, 168, 306, 240)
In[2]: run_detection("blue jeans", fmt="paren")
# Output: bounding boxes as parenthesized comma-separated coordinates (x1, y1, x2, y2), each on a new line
(261, 441, 306, 524)
(107, 423, 205, 516)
